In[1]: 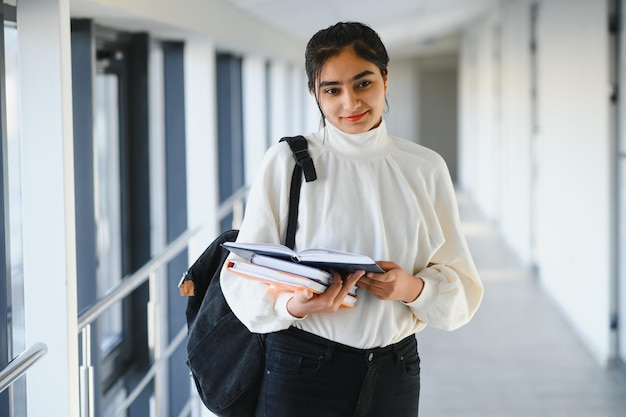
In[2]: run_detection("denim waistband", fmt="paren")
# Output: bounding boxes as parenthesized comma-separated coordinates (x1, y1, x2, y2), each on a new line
(274, 326, 417, 363)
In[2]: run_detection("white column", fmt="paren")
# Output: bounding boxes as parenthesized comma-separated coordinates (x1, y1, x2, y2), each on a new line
(268, 61, 289, 144)
(18, 0, 79, 416)
(618, 0, 626, 367)
(535, 0, 611, 364)
(303, 83, 321, 135)
(289, 65, 306, 136)
(242, 56, 269, 184)
(185, 40, 219, 257)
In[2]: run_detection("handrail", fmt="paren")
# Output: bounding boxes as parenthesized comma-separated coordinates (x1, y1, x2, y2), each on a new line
(77, 227, 198, 330)
(77, 186, 250, 416)
(78, 186, 249, 331)
(0, 342, 48, 393)
(216, 185, 249, 221)
(109, 326, 187, 417)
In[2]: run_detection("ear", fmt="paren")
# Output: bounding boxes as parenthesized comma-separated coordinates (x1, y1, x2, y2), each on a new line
(383, 67, 389, 93)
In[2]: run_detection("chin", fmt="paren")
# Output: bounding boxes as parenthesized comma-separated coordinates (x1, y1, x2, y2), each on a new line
(341, 125, 369, 134)
(336, 119, 377, 134)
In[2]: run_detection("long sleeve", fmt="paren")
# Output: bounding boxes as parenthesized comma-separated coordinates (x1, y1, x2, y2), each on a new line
(405, 155, 483, 330)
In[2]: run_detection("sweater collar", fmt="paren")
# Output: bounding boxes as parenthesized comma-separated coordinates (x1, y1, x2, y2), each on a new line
(322, 118, 391, 159)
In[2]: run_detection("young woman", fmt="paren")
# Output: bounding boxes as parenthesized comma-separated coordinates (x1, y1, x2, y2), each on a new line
(220, 21, 483, 417)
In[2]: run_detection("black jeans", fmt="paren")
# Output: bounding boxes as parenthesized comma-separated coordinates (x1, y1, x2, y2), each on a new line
(255, 327, 420, 417)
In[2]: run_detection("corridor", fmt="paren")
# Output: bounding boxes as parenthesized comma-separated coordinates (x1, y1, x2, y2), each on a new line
(418, 194, 626, 417)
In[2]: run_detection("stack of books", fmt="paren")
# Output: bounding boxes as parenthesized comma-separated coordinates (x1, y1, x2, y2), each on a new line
(222, 242, 384, 308)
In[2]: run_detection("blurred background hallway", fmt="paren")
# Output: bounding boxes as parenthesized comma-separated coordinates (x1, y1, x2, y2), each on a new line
(2, 0, 626, 416)
(419, 193, 626, 417)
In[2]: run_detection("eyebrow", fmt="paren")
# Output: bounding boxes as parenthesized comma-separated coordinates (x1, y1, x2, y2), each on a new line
(318, 70, 375, 88)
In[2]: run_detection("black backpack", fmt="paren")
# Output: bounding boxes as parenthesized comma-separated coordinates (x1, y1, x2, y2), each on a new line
(179, 136, 317, 417)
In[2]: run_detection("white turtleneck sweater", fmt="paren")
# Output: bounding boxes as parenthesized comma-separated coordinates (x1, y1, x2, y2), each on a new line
(220, 120, 483, 349)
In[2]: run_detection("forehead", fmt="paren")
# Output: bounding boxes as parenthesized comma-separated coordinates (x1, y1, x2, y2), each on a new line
(319, 48, 380, 81)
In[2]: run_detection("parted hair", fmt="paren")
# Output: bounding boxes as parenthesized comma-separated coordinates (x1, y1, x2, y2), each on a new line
(305, 22, 389, 94)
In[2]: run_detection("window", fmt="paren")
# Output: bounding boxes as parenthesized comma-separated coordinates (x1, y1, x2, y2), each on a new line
(216, 53, 245, 231)
(72, 21, 153, 414)
(2, 8, 25, 416)
(94, 71, 124, 356)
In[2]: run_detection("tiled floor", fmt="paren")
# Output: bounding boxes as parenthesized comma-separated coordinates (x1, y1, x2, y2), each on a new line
(417, 195, 626, 417)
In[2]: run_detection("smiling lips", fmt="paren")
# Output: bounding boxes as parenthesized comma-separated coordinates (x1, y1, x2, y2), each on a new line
(344, 111, 368, 122)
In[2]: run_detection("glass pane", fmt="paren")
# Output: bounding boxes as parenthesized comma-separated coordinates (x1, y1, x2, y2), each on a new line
(5, 20, 26, 417)
(5, 22, 24, 356)
(94, 74, 124, 355)
(617, 156, 626, 363)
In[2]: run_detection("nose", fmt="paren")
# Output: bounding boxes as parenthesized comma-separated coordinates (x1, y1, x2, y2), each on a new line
(343, 90, 360, 111)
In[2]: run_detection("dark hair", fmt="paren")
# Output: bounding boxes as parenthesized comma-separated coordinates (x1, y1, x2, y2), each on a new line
(305, 22, 389, 93)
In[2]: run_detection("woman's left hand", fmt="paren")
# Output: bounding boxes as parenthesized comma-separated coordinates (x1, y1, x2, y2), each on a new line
(357, 261, 424, 303)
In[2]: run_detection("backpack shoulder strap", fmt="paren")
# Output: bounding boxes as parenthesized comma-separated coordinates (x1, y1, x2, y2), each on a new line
(179, 136, 316, 297)
(280, 135, 317, 182)
(280, 135, 317, 249)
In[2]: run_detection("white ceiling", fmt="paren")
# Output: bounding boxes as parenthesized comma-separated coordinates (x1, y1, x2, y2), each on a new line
(226, 0, 498, 55)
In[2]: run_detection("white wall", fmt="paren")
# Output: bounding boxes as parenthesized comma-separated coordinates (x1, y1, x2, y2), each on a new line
(386, 56, 420, 141)
(418, 56, 459, 182)
(289, 65, 307, 137)
(499, 0, 533, 264)
(535, 0, 611, 364)
(462, 11, 501, 221)
(185, 40, 220, 256)
(267, 61, 290, 145)
(242, 56, 269, 185)
(243, 60, 315, 181)
(302, 90, 321, 135)
(459, 0, 613, 365)
(18, 0, 80, 415)
(386, 54, 460, 183)
(458, 34, 476, 195)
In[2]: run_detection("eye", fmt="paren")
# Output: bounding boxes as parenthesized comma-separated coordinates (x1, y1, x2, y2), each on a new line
(323, 87, 340, 95)
(356, 80, 372, 89)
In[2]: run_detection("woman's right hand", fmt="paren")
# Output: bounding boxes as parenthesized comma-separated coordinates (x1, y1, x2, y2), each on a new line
(286, 270, 364, 318)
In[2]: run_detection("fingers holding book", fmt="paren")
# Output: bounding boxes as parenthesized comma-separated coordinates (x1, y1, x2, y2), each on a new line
(358, 261, 425, 303)
(287, 270, 365, 318)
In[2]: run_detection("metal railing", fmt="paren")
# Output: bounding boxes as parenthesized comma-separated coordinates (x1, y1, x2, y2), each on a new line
(0, 342, 48, 394)
(217, 185, 249, 228)
(77, 227, 197, 417)
(77, 185, 249, 417)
